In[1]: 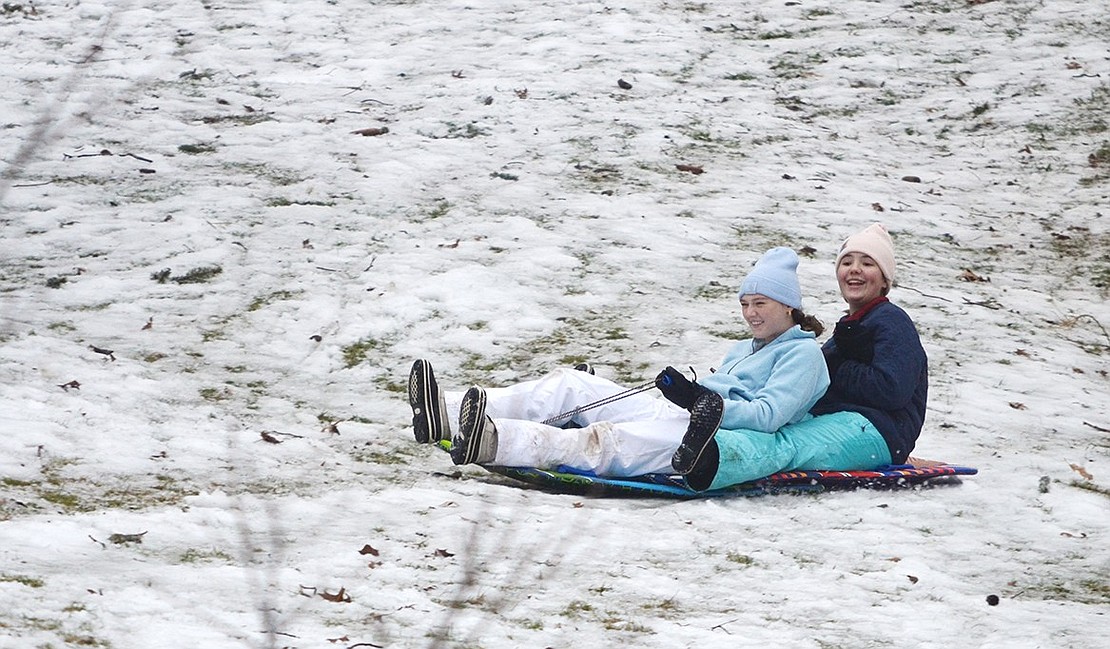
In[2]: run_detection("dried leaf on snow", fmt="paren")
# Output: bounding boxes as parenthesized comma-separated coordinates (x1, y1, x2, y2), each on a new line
(320, 587, 352, 603)
(1069, 463, 1093, 481)
(675, 164, 704, 175)
(959, 268, 989, 282)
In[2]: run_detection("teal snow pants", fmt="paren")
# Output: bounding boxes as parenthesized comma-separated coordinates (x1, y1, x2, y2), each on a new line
(707, 411, 892, 491)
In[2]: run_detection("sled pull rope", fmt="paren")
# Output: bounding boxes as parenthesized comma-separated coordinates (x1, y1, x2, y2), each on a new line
(541, 380, 657, 426)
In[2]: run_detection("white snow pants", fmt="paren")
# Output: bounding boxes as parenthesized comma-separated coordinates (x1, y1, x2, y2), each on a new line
(443, 368, 690, 476)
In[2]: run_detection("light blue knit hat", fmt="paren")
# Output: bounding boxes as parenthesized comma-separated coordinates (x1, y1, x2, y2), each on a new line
(738, 247, 802, 309)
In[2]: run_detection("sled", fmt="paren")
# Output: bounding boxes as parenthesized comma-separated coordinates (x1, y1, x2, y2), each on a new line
(437, 442, 976, 498)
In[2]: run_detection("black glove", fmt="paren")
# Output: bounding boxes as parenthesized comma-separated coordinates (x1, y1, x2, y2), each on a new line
(655, 366, 704, 411)
(833, 320, 874, 363)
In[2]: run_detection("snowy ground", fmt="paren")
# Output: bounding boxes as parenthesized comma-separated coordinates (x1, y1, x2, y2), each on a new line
(1, 0, 1108, 647)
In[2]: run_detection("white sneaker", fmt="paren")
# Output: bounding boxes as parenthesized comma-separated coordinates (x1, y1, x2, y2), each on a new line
(451, 386, 498, 465)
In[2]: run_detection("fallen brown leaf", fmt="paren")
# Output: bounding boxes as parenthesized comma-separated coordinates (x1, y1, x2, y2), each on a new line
(675, 164, 704, 175)
(1069, 463, 1093, 480)
(320, 587, 351, 603)
(359, 544, 379, 556)
(1008, 402, 1027, 410)
(351, 127, 389, 137)
(959, 268, 989, 282)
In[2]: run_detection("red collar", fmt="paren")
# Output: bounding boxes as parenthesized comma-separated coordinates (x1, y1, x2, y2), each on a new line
(842, 296, 888, 322)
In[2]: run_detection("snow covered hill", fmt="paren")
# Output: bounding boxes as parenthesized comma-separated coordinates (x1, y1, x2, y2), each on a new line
(1, 1, 1107, 647)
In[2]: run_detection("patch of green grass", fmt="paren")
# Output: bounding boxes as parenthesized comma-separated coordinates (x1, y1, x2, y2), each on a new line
(222, 161, 303, 185)
(374, 375, 408, 395)
(179, 548, 235, 564)
(341, 337, 380, 368)
(694, 281, 734, 300)
(426, 199, 451, 219)
(265, 197, 336, 207)
(61, 633, 110, 647)
(770, 51, 828, 79)
(179, 68, 216, 81)
(41, 491, 82, 510)
(2, 477, 36, 487)
(726, 552, 755, 566)
(199, 387, 231, 401)
(248, 288, 304, 310)
(164, 265, 223, 284)
(641, 597, 683, 619)
(1, 573, 44, 588)
(429, 121, 491, 139)
(177, 143, 217, 154)
(1, 3, 37, 17)
(559, 600, 594, 617)
(201, 113, 275, 126)
(52, 174, 110, 186)
(602, 615, 653, 633)
(1017, 576, 1110, 604)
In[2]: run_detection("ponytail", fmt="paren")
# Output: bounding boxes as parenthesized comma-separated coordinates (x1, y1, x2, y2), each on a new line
(793, 309, 825, 337)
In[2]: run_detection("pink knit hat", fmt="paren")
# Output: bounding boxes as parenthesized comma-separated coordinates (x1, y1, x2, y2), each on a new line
(836, 223, 896, 284)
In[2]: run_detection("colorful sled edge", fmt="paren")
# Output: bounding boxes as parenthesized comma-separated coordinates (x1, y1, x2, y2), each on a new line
(436, 442, 977, 498)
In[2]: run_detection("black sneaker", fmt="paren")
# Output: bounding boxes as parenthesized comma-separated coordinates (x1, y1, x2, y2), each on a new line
(451, 386, 498, 465)
(408, 359, 450, 443)
(671, 391, 724, 475)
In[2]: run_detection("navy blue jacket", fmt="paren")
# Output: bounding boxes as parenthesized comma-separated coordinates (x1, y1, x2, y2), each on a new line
(811, 301, 928, 464)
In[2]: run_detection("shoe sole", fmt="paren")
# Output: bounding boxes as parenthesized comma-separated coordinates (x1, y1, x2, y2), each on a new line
(454, 386, 487, 464)
(671, 392, 724, 474)
(408, 360, 441, 443)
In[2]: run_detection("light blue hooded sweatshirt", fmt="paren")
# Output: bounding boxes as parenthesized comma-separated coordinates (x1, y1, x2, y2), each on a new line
(698, 324, 830, 432)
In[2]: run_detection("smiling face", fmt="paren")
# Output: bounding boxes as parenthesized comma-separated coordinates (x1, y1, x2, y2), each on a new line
(836, 252, 889, 313)
(740, 294, 795, 341)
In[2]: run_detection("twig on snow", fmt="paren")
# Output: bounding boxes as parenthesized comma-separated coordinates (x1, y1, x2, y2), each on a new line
(893, 284, 952, 303)
(962, 297, 1002, 310)
(1072, 314, 1110, 348)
